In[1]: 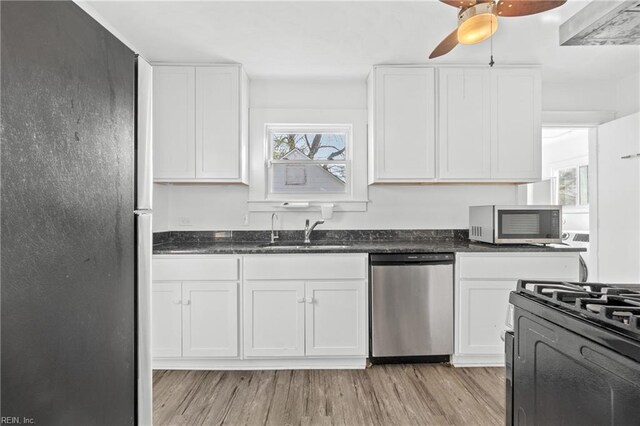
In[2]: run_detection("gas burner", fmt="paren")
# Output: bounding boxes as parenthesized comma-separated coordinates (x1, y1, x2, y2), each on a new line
(517, 280, 640, 339)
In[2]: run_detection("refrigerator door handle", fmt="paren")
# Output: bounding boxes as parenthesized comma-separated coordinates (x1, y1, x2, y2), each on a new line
(137, 57, 153, 210)
(137, 213, 153, 426)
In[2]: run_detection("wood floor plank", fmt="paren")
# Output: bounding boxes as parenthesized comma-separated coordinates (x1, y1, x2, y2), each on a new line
(153, 364, 505, 426)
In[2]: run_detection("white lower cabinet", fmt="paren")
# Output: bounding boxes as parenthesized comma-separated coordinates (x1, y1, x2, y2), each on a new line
(152, 282, 182, 358)
(458, 280, 514, 355)
(453, 252, 580, 367)
(305, 281, 366, 357)
(152, 255, 241, 364)
(152, 281, 239, 359)
(243, 279, 367, 358)
(243, 281, 306, 358)
(182, 282, 238, 357)
(153, 254, 368, 369)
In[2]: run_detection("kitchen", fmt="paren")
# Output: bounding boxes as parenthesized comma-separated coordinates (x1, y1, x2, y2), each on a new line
(1, 0, 639, 425)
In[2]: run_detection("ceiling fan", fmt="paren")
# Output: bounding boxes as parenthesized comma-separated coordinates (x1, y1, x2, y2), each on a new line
(429, 0, 567, 59)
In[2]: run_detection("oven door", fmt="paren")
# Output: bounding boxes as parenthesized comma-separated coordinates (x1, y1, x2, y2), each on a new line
(513, 307, 640, 425)
(495, 207, 561, 244)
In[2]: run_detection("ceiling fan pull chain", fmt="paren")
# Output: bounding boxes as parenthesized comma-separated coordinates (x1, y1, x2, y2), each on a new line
(489, 14, 495, 68)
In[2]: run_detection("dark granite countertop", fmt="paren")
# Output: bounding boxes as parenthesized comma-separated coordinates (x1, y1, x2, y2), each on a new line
(153, 230, 585, 255)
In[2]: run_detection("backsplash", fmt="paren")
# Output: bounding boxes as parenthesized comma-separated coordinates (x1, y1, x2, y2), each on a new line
(153, 229, 470, 245)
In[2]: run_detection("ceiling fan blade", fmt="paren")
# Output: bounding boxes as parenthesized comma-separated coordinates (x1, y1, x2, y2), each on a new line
(439, 0, 476, 8)
(429, 29, 459, 59)
(496, 0, 567, 17)
(440, 0, 496, 8)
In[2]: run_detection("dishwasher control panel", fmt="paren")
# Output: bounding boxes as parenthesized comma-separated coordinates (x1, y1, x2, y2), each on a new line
(370, 253, 454, 264)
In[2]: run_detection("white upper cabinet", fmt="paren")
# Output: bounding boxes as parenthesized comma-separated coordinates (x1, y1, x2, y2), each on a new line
(438, 68, 491, 179)
(153, 66, 196, 179)
(196, 67, 243, 180)
(369, 65, 541, 183)
(153, 65, 248, 183)
(368, 67, 436, 183)
(490, 68, 541, 181)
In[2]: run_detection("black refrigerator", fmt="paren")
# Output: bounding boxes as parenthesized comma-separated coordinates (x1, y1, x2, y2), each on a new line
(1, 1, 149, 424)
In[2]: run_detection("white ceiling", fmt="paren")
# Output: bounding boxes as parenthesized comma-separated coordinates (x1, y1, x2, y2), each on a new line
(541, 127, 588, 142)
(82, 0, 639, 83)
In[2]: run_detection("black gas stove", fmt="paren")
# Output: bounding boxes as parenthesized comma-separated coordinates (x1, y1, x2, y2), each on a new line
(507, 280, 640, 426)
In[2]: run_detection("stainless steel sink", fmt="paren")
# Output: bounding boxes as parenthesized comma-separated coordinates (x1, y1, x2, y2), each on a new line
(258, 243, 351, 250)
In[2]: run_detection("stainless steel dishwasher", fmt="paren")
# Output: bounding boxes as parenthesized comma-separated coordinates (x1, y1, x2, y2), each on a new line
(370, 253, 454, 362)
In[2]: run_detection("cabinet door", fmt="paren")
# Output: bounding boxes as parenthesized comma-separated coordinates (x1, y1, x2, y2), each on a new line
(152, 282, 182, 358)
(304, 281, 366, 357)
(195, 67, 241, 180)
(373, 67, 436, 181)
(243, 281, 305, 357)
(182, 282, 239, 358)
(490, 69, 541, 180)
(458, 280, 514, 355)
(438, 68, 491, 179)
(153, 66, 196, 179)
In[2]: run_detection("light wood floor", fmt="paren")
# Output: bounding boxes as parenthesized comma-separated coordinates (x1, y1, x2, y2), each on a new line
(153, 364, 505, 426)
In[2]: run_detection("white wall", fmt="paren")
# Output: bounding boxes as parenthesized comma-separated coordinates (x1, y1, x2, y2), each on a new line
(616, 71, 640, 118)
(542, 79, 618, 114)
(154, 78, 518, 231)
(155, 182, 518, 231)
(152, 183, 170, 231)
(542, 47, 639, 119)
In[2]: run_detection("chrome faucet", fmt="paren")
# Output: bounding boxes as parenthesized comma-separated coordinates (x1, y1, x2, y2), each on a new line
(271, 212, 279, 243)
(304, 218, 325, 244)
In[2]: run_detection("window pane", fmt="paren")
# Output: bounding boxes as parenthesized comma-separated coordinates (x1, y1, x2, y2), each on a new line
(271, 163, 346, 193)
(579, 165, 588, 205)
(272, 133, 346, 160)
(558, 168, 577, 206)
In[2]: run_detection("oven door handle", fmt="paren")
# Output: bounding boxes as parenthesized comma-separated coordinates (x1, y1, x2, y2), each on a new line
(579, 255, 589, 282)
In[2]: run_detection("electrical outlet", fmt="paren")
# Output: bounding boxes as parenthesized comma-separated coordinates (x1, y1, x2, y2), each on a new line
(242, 214, 249, 226)
(178, 217, 192, 226)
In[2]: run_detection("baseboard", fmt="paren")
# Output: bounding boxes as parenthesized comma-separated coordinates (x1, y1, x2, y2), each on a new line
(451, 353, 505, 367)
(153, 357, 367, 370)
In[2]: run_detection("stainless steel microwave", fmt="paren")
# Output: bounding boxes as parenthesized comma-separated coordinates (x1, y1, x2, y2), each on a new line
(469, 205, 562, 244)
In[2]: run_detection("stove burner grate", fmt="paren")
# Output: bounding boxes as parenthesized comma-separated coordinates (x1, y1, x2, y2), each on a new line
(517, 280, 640, 337)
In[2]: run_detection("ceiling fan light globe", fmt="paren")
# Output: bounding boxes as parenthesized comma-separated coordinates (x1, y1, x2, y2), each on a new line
(457, 3, 499, 45)
(457, 14, 498, 44)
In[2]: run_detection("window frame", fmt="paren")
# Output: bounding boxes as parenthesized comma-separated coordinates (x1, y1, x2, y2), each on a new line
(266, 124, 352, 196)
(248, 108, 368, 211)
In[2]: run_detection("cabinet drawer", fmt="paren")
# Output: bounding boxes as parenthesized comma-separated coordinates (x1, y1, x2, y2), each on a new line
(153, 256, 239, 281)
(458, 253, 579, 281)
(244, 254, 367, 280)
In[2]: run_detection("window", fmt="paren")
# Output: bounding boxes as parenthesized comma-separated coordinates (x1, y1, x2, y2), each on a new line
(557, 165, 588, 207)
(248, 108, 367, 211)
(267, 125, 351, 195)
